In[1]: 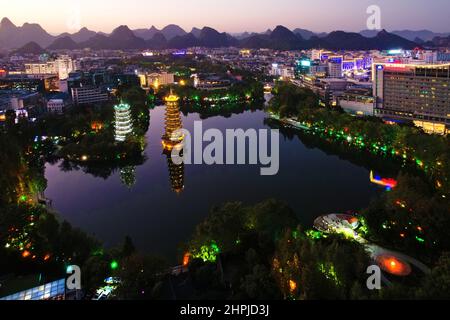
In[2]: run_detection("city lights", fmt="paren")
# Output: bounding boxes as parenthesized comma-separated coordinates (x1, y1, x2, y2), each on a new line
(0, 6, 448, 304)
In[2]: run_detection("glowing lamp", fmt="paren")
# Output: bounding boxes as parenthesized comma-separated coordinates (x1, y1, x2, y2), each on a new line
(164, 93, 180, 103)
(110, 260, 119, 270)
(183, 253, 190, 267)
(289, 280, 297, 292)
(376, 255, 411, 276)
(300, 60, 311, 67)
(91, 122, 103, 131)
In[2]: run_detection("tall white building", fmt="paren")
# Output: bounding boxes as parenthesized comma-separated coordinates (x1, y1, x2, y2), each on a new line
(270, 63, 282, 77)
(328, 56, 344, 78)
(55, 55, 75, 80)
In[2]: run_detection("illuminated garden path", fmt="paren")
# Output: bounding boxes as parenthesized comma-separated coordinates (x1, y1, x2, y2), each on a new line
(314, 214, 430, 284)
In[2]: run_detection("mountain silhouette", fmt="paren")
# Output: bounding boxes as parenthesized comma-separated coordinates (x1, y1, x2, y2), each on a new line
(48, 36, 79, 50)
(13, 41, 46, 55)
(0, 18, 425, 51)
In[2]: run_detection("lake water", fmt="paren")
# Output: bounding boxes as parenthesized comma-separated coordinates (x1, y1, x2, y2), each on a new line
(45, 106, 386, 261)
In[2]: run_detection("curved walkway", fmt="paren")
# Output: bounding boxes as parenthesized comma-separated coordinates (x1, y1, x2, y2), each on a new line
(314, 214, 431, 283)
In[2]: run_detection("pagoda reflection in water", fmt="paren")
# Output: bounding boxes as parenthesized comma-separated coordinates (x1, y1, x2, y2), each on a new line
(162, 91, 185, 194)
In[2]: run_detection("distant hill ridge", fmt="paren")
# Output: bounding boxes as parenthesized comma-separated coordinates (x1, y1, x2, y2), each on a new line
(2, 17, 445, 51)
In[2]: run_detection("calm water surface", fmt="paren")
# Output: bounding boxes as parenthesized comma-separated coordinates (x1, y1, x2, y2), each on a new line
(45, 106, 385, 261)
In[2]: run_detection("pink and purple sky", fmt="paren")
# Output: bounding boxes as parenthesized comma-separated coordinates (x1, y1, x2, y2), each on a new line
(3, 0, 450, 33)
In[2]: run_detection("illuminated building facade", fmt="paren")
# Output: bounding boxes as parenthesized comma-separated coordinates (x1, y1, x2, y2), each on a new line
(296, 59, 312, 76)
(0, 75, 49, 92)
(25, 55, 75, 80)
(139, 72, 175, 89)
(193, 74, 233, 90)
(373, 63, 450, 134)
(46, 99, 65, 114)
(114, 103, 133, 142)
(338, 88, 374, 116)
(0, 279, 67, 301)
(328, 56, 343, 78)
(71, 86, 109, 105)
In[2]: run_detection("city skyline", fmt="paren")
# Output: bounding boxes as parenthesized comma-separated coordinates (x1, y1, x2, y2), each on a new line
(2, 0, 450, 34)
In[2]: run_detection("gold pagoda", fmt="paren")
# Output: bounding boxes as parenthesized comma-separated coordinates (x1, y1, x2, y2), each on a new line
(162, 90, 184, 151)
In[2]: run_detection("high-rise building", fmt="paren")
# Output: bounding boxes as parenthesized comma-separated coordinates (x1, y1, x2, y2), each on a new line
(296, 59, 312, 76)
(328, 56, 343, 78)
(373, 63, 450, 134)
(162, 92, 184, 150)
(338, 88, 375, 116)
(139, 72, 175, 88)
(71, 86, 109, 105)
(114, 103, 133, 142)
(25, 55, 75, 80)
(47, 99, 65, 114)
(55, 55, 75, 80)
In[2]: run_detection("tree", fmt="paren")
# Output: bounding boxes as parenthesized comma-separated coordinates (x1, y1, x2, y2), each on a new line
(240, 265, 282, 300)
(121, 236, 136, 258)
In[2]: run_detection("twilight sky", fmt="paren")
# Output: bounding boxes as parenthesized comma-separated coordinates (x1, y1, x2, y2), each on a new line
(2, 0, 450, 34)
